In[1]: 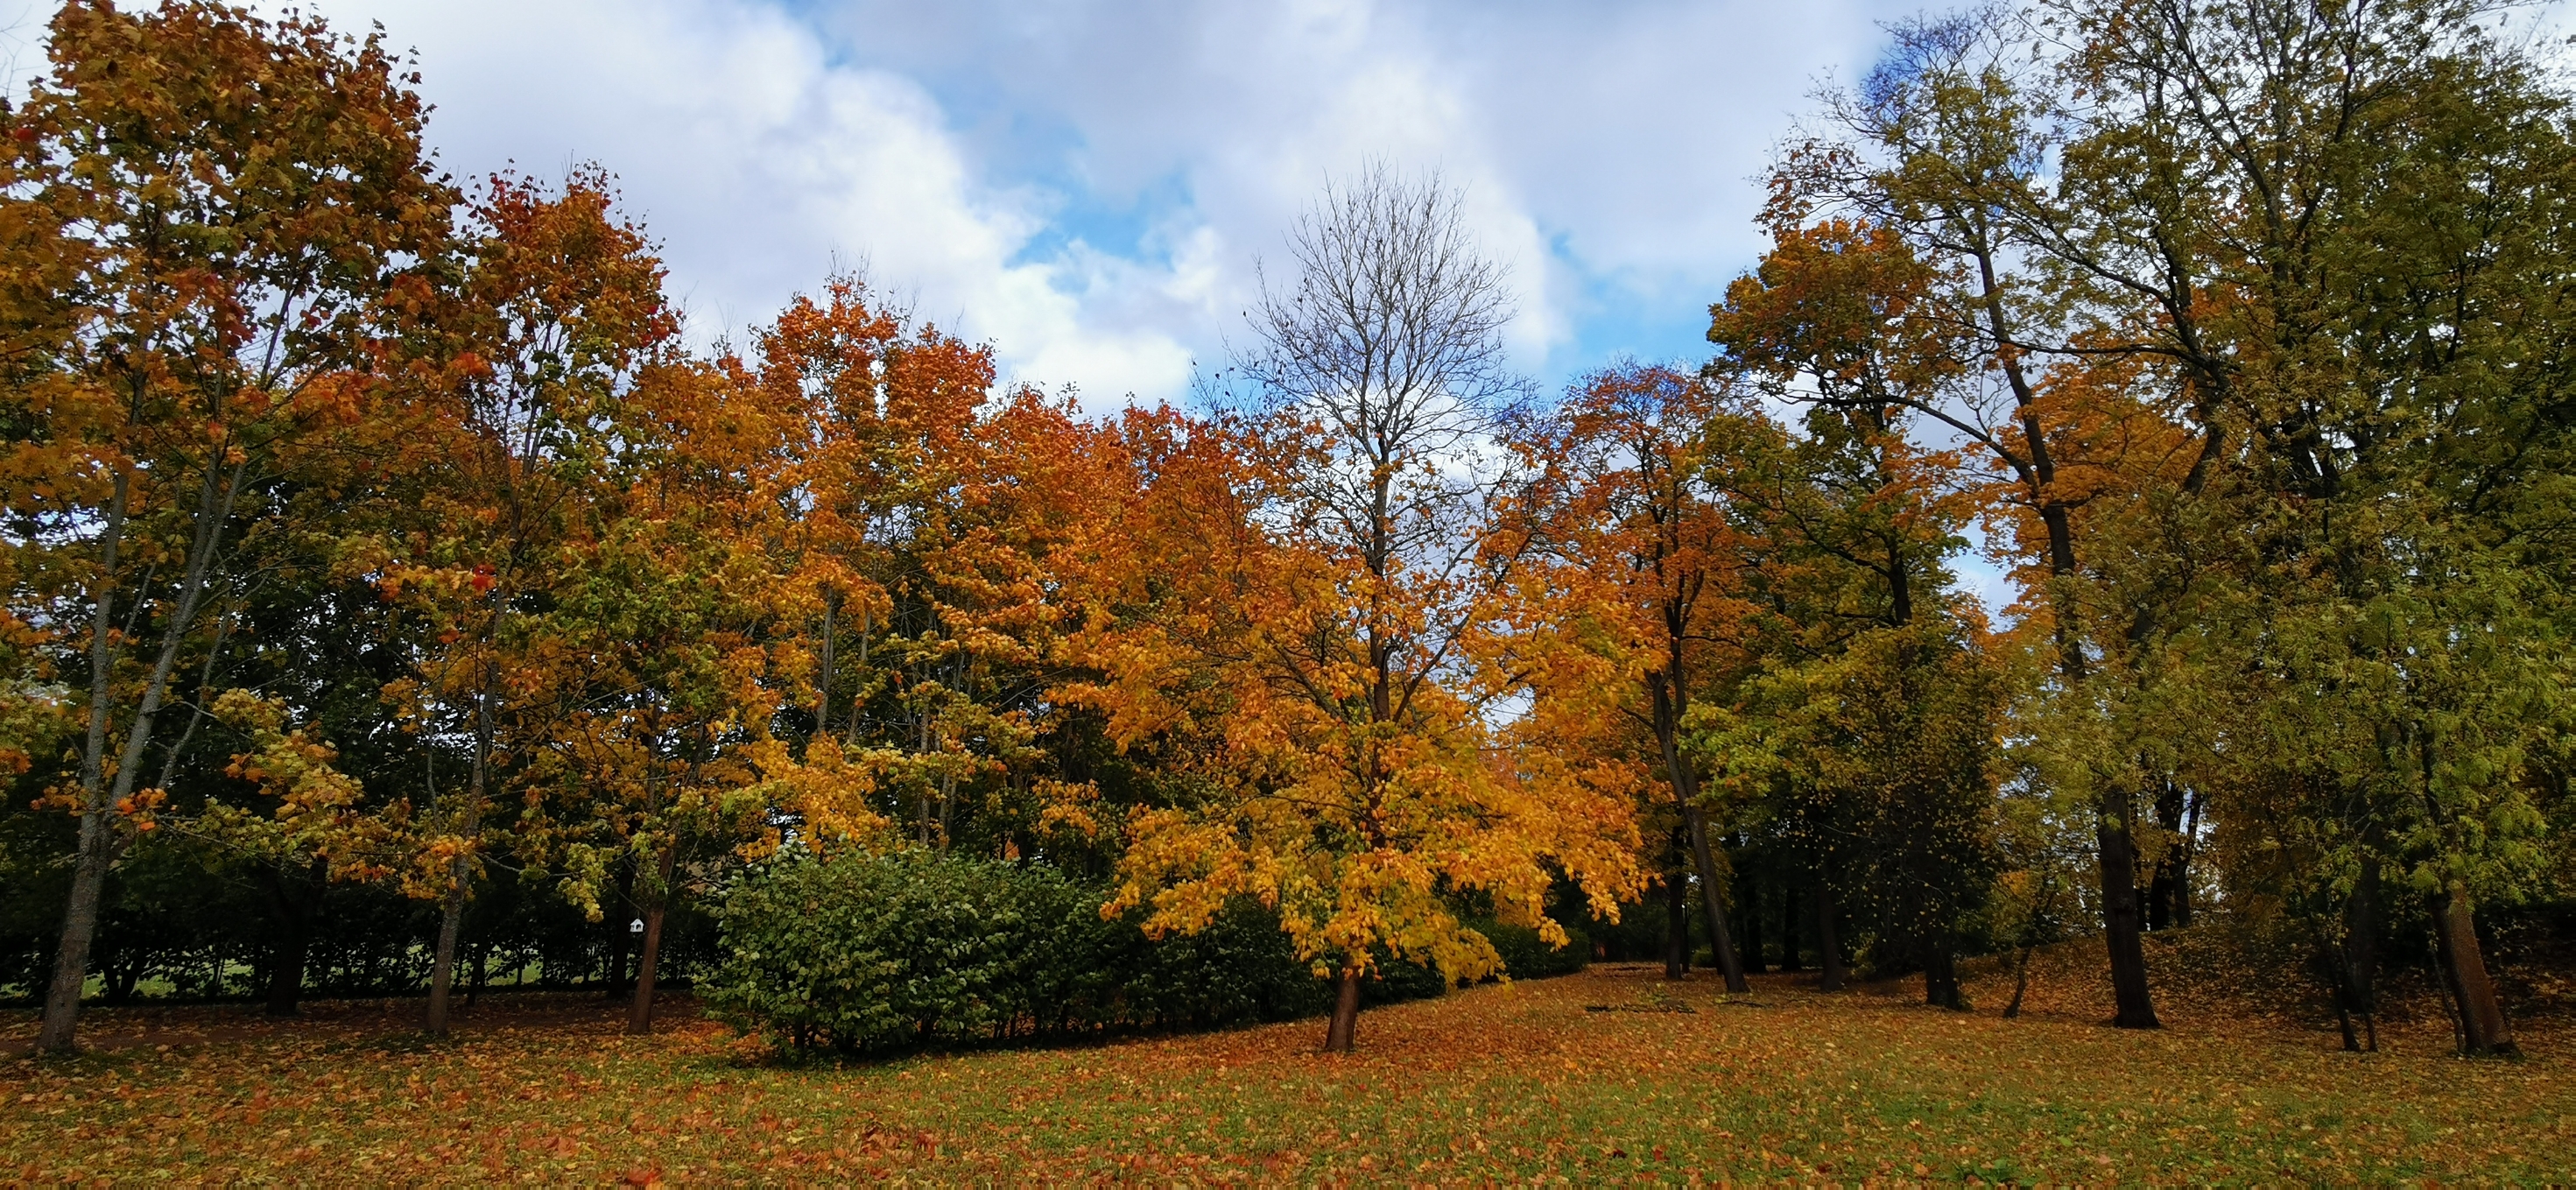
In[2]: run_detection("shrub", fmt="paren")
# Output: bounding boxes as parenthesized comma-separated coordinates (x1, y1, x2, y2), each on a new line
(704, 852, 1588, 1053)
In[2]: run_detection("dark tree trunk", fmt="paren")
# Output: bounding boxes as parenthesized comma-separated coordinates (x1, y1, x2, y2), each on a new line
(2099, 785, 2160, 1028)
(2341, 858, 2379, 1053)
(626, 844, 680, 1036)
(1740, 848, 1766, 975)
(106, 953, 142, 1003)
(602, 858, 635, 998)
(1663, 846, 1691, 980)
(1324, 965, 1362, 1053)
(1813, 879, 1847, 992)
(1778, 865, 1804, 972)
(2146, 781, 2185, 931)
(1922, 936, 1964, 1010)
(1683, 804, 1749, 993)
(263, 859, 323, 1017)
(2432, 884, 2516, 1056)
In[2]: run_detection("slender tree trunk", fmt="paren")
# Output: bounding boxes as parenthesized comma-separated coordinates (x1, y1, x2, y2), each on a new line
(2174, 791, 2200, 928)
(1683, 804, 1749, 993)
(1813, 879, 1847, 992)
(1778, 865, 1804, 972)
(626, 843, 679, 1035)
(2003, 940, 2035, 1018)
(41, 455, 243, 1055)
(2433, 884, 2516, 1056)
(2147, 781, 2185, 931)
(2344, 858, 2378, 1052)
(1741, 848, 1766, 975)
(603, 858, 635, 998)
(1323, 965, 1362, 1053)
(424, 792, 482, 1038)
(814, 594, 835, 744)
(2099, 785, 2160, 1028)
(264, 859, 321, 1017)
(1663, 844, 1691, 980)
(1922, 934, 1963, 1010)
(427, 631, 501, 1038)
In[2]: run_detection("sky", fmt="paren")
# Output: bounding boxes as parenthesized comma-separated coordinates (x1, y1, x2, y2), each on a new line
(1, 0, 1922, 409)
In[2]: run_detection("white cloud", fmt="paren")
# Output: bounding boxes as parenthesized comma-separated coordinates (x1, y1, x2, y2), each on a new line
(284, 0, 1199, 407)
(16, 0, 1928, 406)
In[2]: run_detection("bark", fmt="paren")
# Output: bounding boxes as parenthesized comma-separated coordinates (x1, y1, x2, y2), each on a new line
(262, 859, 322, 1017)
(2147, 781, 2186, 931)
(424, 867, 469, 1037)
(1777, 864, 1804, 972)
(626, 843, 680, 1036)
(2342, 859, 2379, 1053)
(2099, 785, 2161, 1028)
(1921, 936, 1964, 1010)
(1741, 851, 1766, 974)
(40, 453, 245, 1054)
(602, 858, 636, 998)
(426, 630, 500, 1038)
(2433, 883, 2516, 1057)
(1683, 804, 1749, 993)
(1324, 966, 1362, 1053)
(1663, 848, 1691, 980)
(1812, 879, 1847, 992)
(2002, 940, 2036, 1018)
(814, 593, 836, 744)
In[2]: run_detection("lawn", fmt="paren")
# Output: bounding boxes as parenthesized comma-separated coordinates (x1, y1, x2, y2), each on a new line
(5, 952, 2570, 1184)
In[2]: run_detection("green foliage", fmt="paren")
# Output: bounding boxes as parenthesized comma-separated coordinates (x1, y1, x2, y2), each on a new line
(701, 851, 1587, 1053)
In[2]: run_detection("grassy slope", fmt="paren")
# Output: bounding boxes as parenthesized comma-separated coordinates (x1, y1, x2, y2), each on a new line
(4, 949, 2571, 1183)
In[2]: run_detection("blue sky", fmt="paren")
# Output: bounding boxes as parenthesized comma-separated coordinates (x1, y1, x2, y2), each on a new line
(133, 0, 1927, 408)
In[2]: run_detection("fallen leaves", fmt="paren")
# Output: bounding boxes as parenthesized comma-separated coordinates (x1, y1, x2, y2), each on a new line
(2, 961, 2570, 1182)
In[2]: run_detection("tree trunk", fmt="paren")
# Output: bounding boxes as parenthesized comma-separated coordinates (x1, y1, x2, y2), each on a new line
(602, 858, 635, 998)
(1922, 935, 1964, 1010)
(1683, 804, 1749, 993)
(1323, 965, 1362, 1053)
(1778, 865, 1804, 972)
(426, 658, 500, 1039)
(1663, 853, 1691, 980)
(2342, 858, 2379, 1053)
(425, 876, 468, 1037)
(1741, 848, 1766, 975)
(1813, 879, 1847, 992)
(626, 843, 680, 1036)
(2433, 883, 2516, 1056)
(2003, 940, 2035, 1018)
(264, 859, 321, 1017)
(2147, 781, 2185, 931)
(2098, 785, 2160, 1028)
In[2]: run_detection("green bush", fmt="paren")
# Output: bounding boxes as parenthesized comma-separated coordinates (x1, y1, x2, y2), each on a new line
(704, 852, 1597, 1053)
(1475, 918, 1591, 980)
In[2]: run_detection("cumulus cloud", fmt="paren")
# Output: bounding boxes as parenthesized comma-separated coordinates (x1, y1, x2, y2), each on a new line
(13, 0, 1928, 405)
(286, 0, 1198, 406)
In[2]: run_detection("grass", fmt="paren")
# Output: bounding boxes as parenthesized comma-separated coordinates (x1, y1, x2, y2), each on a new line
(4, 947, 2572, 1184)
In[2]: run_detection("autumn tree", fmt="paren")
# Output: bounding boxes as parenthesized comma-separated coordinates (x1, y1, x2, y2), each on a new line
(1701, 216, 2004, 1008)
(384, 168, 676, 1038)
(1510, 363, 1757, 991)
(1095, 167, 1641, 1052)
(4, 0, 453, 1054)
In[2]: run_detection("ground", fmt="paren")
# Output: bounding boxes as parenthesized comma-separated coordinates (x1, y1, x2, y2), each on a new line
(4, 944, 2571, 1184)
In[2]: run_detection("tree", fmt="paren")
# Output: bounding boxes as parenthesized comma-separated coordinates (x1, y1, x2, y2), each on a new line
(5, 0, 453, 1054)
(1510, 363, 1758, 991)
(385, 168, 674, 1037)
(1095, 167, 1641, 1052)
